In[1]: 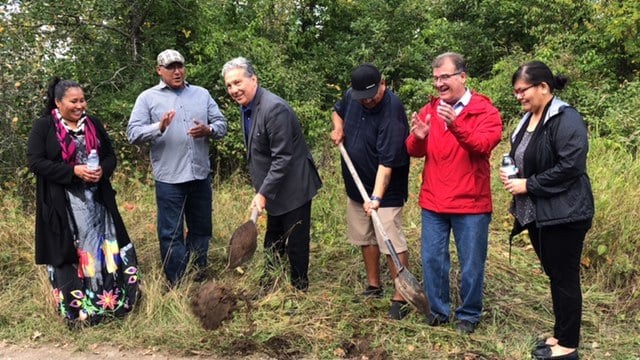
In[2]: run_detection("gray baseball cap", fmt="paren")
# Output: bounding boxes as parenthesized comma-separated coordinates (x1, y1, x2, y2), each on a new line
(157, 49, 185, 66)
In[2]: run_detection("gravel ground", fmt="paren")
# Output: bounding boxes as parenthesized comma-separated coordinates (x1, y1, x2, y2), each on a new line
(0, 341, 274, 360)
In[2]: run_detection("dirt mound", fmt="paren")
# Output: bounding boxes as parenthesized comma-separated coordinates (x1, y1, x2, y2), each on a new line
(335, 337, 388, 360)
(191, 280, 238, 330)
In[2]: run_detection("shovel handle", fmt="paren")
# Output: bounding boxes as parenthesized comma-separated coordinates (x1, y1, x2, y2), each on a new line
(338, 143, 405, 272)
(250, 207, 259, 223)
(338, 143, 374, 211)
(384, 238, 405, 273)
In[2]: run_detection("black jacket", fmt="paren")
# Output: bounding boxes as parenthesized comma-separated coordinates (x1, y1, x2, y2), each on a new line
(27, 114, 131, 266)
(509, 97, 594, 228)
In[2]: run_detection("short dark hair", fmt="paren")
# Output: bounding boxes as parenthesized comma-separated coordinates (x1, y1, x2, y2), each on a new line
(511, 61, 569, 93)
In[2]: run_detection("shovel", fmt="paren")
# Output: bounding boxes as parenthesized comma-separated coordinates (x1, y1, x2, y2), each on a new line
(338, 143, 431, 318)
(226, 208, 259, 270)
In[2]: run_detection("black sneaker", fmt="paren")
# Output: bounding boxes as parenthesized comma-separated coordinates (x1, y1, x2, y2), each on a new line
(360, 285, 383, 298)
(455, 319, 477, 334)
(388, 300, 410, 320)
(426, 314, 449, 326)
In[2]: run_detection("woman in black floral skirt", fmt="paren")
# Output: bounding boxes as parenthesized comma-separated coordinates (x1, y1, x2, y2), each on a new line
(27, 78, 141, 328)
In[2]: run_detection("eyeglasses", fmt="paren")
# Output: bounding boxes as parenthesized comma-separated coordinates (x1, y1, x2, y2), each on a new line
(432, 71, 463, 83)
(513, 84, 537, 97)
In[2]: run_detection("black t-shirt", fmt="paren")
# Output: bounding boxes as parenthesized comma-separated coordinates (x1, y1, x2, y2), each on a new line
(334, 89, 410, 207)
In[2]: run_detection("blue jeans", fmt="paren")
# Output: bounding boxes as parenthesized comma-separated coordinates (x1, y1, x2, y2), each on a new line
(155, 176, 212, 284)
(420, 209, 491, 323)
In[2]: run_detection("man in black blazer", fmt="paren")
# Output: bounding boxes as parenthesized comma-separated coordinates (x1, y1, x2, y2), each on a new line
(222, 57, 322, 291)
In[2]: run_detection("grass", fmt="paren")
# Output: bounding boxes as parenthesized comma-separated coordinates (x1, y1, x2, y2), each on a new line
(0, 140, 639, 359)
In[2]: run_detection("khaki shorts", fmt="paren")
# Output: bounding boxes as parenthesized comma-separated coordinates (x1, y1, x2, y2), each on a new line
(346, 198, 408, 254)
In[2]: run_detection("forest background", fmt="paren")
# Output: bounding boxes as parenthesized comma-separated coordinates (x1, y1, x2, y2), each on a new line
(0, 0, 639, 359)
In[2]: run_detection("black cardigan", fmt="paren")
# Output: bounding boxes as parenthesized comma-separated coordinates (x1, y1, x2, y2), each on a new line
(27, 114, 131, 266)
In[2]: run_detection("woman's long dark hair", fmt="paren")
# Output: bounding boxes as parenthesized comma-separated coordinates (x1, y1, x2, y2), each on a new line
(42, 77, 82, 116)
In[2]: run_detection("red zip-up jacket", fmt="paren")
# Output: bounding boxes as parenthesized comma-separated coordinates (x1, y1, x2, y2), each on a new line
(406, 92, 502, 214)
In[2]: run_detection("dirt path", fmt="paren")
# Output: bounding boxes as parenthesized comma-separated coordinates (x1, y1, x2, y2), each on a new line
(0, 341, 273, 360)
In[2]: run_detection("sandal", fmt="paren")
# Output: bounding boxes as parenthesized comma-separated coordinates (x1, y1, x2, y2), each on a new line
(361, 285, 383, 298)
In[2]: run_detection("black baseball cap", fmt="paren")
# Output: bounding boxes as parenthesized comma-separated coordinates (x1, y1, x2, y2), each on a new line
(351, 64, 381, 100)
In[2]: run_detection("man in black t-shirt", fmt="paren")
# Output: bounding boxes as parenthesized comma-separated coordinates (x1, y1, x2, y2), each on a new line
(330, 63, 411, 320)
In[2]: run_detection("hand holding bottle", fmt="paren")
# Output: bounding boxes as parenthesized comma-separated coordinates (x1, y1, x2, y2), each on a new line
(75, 149, 102, 183)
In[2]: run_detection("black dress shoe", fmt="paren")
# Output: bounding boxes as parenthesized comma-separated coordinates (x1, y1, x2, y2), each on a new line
(531, 346, 579, 360)
(534, 338, 557, 350)
(534, 339, 548, 350)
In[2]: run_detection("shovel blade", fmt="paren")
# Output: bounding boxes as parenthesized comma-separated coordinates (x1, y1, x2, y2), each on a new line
(394, 270, 431, 318)
(227, 220, 258, 269)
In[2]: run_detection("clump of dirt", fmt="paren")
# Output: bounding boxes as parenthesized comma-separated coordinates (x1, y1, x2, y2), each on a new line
(191, 280, 238, 330)
(336, 337, 388, 360)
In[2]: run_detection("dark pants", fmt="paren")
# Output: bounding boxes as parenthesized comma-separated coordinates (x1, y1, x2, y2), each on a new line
(155, 176, 212, 284)
(264, 200, 312, 290)
(527, 221, 589, 348)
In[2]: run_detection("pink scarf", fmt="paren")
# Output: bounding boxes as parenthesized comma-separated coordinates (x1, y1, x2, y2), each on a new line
(52, 109, 100, 165)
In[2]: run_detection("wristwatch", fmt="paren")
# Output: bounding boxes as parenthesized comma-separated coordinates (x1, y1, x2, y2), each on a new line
(370, 195, 382, 202)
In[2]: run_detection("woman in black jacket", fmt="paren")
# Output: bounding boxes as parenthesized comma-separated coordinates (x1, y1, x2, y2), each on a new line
(27, 78, 140, 328)
(500, 61, 594, 360)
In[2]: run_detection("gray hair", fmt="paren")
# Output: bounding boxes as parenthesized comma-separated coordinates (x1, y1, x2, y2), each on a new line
(432, 52, 467, 73)
(221, 57, 257, 78)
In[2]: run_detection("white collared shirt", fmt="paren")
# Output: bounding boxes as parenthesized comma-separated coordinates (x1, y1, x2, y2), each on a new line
(453, 89, 472, 115)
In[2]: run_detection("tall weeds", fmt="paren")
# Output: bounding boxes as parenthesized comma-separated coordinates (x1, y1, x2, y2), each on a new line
(0, 138, 638, 359)
(585, 138, 640, 298)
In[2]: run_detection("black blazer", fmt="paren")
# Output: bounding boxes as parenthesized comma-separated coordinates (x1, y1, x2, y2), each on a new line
(244, 87, 322, 216)
(27, 114, 131, 266)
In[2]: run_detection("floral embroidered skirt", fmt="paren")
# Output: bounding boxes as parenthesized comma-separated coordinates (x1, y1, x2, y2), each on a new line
(47, 185, 141, 328)
(47, 244, 140, 328)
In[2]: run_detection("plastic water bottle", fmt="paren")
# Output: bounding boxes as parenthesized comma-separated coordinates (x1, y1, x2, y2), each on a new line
(501, 154, 518, 179)
(87, 149, 99, 170)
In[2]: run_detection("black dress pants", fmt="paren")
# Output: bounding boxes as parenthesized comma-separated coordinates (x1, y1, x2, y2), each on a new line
(264, 200, 312, 290)
(527, 221, 589, 348)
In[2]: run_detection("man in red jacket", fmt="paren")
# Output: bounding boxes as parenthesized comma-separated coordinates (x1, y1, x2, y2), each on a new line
(406, 52, 502, 334)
